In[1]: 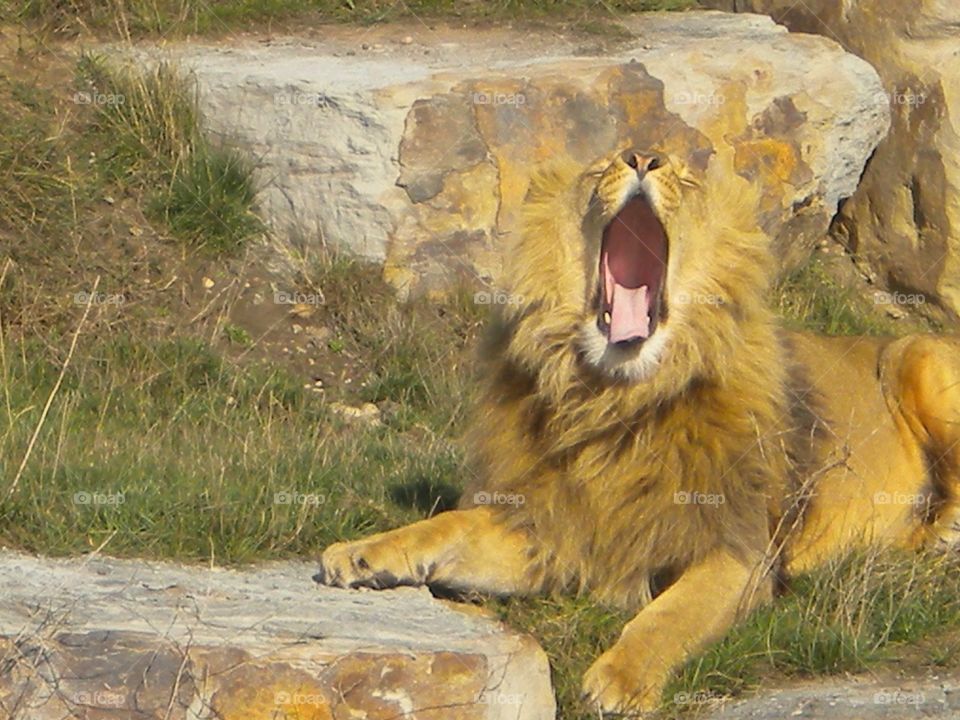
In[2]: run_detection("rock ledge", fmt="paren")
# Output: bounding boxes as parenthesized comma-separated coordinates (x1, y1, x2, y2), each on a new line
(0, 551, 554, 719)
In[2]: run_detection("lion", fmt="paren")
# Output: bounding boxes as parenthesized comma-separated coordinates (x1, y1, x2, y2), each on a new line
(317, 147, 960, 715)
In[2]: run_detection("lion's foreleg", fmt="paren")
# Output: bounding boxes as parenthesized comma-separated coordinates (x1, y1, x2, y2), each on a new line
(582, 548, 771, 715)
(317, 507, 538, 595)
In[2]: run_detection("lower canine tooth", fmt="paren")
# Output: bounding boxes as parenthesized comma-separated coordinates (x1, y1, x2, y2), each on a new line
(603, 311, 611, 324)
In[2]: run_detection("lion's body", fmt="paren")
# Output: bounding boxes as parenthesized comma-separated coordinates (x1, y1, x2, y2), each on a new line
(319, 149, 960, 715)
(788, 332, 960, 568)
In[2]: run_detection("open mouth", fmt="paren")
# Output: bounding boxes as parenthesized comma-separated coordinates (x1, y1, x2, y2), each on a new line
(597, 193, 668, 346)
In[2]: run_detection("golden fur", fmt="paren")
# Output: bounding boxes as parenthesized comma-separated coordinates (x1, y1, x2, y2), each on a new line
(319, 148, 960, 715)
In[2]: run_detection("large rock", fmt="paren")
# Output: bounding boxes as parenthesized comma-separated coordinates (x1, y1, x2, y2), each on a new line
(0, 552, 553, 720)
(699, 675, 960, 718)
(704, 0, 960, 320)
(129, 13, 888, 297)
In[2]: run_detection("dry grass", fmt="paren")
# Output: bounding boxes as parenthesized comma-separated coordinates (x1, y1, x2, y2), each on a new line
(11, 0, 699, 40)
(77, 54, 264, 252)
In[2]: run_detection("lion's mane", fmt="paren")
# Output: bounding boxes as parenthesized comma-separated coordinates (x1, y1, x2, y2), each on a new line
(462, 156, 814, 608)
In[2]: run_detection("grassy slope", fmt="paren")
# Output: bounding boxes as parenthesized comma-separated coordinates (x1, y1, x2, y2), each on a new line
(0, 19, 956, 720)
(10, 0, 697, 39)
(0, 304, 474, 562)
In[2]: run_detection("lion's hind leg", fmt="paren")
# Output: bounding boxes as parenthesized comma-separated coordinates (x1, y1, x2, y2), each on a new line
(317, 507, 541, 595)
(881, 335, 960, 547)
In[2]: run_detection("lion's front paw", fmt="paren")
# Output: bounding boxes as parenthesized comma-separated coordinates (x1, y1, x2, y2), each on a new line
(315, 539, 420, 590)
(582, 647, 663, 717)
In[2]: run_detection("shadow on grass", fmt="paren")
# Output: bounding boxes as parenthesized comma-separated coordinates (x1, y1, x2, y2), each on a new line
(388, 477, 461, 514)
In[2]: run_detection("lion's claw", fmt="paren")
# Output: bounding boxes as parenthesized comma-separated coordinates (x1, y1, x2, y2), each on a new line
(582, 649, 661, 717)
(317, 541, 374, 588)
(316, 540, 419, 590)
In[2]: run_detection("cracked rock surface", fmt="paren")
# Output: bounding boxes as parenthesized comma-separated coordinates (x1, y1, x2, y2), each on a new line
(0, 551, 553, 719)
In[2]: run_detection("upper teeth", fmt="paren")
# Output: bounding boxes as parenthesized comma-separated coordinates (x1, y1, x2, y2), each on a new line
(603, 311, 611, 324)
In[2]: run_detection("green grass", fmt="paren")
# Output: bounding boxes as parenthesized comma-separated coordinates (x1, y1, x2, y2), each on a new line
(297, 252, 485, 432)
(222, 322, 253, 345)
(0, 232, 480, 561)
(774, 254, 899, 336)
(0, 53, 262, 281)
(0, 74, 95, 250)
(494, 596, 630, 718)
(77, 55, 264, 252)
(155, 146, 263, 252)
(75, 55, 200, 184)
(663, 550, 960, 715)
(0, 333, 464, 561)
(11, 0, 699, 38)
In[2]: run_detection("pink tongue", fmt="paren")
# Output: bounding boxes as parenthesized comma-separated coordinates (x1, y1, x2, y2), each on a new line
(610, 284, 651, 343)
(603, 251, 652, 343)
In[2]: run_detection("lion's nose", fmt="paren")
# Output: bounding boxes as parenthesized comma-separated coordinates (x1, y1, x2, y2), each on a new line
(620, 149, 663, 174)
